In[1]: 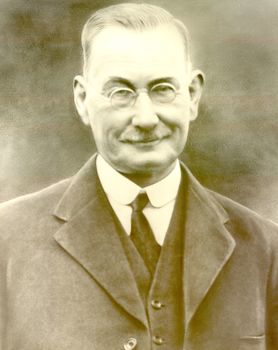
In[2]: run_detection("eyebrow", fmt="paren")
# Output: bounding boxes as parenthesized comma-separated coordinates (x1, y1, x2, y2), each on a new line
(148, 77, 180, 89)
(102, 78, 134, 92)
(102, 76, 180, 92)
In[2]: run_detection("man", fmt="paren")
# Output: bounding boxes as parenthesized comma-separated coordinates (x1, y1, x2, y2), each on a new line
(0, 3, 277, 350)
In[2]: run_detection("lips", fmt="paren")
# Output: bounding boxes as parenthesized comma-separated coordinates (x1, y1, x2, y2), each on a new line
(120, 131, 170, 144)
(128, 137, 160, 143)
(122, 135, 169, 144)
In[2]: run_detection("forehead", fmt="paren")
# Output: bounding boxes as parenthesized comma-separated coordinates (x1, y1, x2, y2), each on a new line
(87, 24, 188, 83)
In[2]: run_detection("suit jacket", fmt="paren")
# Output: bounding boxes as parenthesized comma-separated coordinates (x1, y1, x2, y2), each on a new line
(0, 155, 277, 350)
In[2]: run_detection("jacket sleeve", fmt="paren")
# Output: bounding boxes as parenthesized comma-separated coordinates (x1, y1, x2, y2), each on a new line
(0, 237, 7, 350)
(267, 230, 278, 350)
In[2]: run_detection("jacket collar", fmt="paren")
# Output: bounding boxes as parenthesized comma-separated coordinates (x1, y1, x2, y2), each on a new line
(53, 156, 235, 329)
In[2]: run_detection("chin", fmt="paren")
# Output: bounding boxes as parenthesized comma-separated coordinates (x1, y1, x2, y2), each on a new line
(120, 156, 174, 176)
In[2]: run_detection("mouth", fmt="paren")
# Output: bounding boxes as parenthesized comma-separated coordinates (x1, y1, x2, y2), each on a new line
(122, 136, 168, 146)
(133, 139, 160, 146)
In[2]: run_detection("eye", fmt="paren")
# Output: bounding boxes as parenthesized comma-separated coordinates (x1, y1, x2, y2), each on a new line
(150, 83, 176, 102)
(110, 87, 134, 101)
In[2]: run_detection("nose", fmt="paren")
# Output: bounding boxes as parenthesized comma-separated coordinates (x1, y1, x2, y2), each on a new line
(131, 92, 159, 129)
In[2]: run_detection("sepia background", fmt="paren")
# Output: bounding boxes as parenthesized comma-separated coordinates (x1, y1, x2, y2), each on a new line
(0, 0, 278, 222)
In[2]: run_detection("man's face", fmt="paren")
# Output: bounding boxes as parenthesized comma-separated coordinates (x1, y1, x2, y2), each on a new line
(74, 24, 203, 181)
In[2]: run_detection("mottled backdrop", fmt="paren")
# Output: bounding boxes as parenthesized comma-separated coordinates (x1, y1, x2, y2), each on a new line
(0, 0, 278, 222)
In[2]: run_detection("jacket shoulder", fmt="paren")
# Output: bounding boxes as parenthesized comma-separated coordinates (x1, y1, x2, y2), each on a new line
(210, 189, 278, 246)
(0, 178, 70, 211)
(0, 178, 71, 238)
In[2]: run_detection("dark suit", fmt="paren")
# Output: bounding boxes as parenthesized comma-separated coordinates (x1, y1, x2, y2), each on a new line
(0, 155, 277, 350)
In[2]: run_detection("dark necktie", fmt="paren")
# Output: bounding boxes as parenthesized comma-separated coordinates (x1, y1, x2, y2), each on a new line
(130, 192, 161, 275)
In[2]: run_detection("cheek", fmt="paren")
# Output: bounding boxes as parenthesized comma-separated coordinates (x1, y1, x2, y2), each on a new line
(157, 104, 190, 132)
(88, 108, 128, 144)
(157, 94, 190, 115)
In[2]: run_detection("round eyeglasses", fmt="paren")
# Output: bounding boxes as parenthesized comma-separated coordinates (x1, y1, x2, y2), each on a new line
(108, 82, 179, 108)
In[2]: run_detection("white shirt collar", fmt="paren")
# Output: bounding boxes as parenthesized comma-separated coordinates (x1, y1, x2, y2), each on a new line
(96, 154, 181, 208)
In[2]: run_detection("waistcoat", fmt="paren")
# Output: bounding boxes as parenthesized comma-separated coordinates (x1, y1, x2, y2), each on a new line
(116, 174, 187, 350)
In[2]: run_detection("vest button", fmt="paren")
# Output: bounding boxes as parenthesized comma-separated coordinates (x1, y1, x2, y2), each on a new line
(151, 299, 164, 309)
(124, 337, 137, 349)
(152, 335, 164, 345)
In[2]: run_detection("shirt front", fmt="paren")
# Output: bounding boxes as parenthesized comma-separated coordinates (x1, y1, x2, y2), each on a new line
(96, 155, 181, 246)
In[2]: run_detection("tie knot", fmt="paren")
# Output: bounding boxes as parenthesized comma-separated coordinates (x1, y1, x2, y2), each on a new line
(131, 192, 149, 212)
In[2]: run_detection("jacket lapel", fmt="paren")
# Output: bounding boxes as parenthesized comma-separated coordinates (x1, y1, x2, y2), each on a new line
(51, 157, 235, 331)
(181, 166, 236, 330)
(53, 156, 147, 327)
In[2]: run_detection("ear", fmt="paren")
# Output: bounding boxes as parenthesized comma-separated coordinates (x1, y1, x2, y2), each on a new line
(73, 75, 90, 126)
(188, 69, 205, 121)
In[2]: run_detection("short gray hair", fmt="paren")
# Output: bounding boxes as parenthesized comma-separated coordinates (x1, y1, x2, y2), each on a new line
(81, 3, 192, 75)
